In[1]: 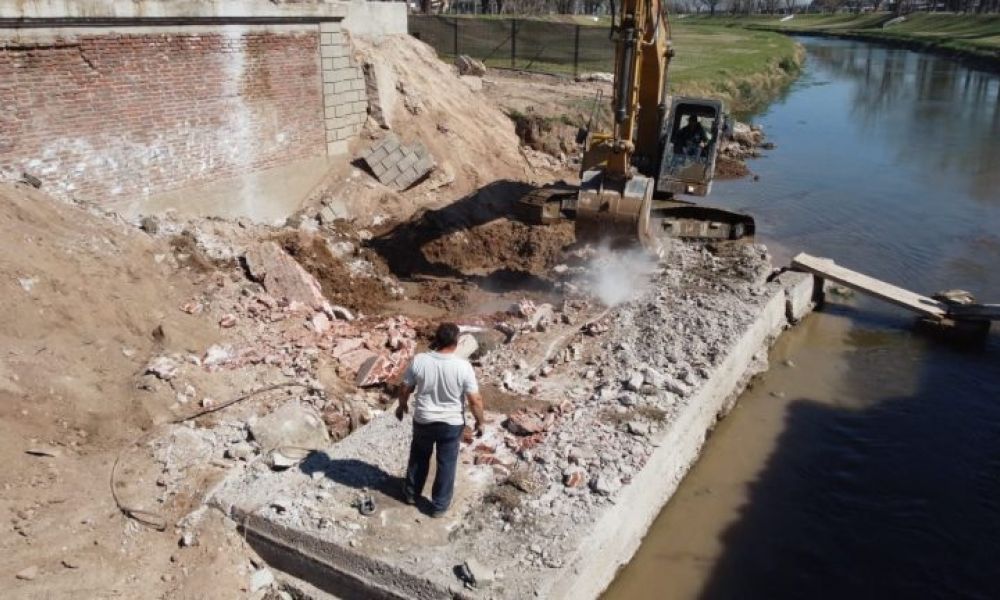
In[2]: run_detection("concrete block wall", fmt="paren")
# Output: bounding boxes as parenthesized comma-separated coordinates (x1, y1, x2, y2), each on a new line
(319, 22, 368, 157)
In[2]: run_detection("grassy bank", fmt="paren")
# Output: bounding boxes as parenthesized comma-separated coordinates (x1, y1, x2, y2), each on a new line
(669, 22, 804, 114)
(414, 15, 804, 114)
(685, 13, 1000, 63)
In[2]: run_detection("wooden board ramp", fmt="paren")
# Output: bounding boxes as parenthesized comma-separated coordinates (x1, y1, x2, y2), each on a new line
(791, 252, 949, 321)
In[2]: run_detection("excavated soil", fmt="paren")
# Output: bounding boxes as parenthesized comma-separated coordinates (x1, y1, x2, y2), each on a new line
(369, 179, 576, 283)
(275, 232, 396, 315)
(421, 218, 576, 276)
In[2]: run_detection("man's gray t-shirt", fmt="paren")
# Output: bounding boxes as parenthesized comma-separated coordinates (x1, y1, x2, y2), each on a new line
(402, 351, 479, 426)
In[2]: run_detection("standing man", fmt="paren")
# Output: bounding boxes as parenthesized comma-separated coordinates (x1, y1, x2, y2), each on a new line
(395, 322, 485, 518)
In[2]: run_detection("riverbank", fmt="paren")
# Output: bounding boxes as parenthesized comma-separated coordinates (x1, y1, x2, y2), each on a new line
(413, 15, 804, 115)
(670, 22, 805, 115)
(686, 13, 1000, 67)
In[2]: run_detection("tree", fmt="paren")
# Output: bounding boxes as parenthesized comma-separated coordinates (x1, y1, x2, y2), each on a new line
(699, 0, 725, 15)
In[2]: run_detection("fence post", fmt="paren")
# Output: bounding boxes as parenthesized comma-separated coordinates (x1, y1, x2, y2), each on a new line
(510, 18, 516, 69)
(573, 25, 581, 77)
(453, 17, 459, 57)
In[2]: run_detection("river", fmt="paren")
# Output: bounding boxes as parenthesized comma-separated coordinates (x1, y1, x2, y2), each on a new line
(603, 37, 1000, 599)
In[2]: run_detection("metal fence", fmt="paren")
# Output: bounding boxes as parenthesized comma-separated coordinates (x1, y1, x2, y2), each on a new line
(409, 16, 615, 76)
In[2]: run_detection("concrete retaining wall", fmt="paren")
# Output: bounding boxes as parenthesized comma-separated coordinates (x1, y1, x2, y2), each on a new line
(549, 290, 789, 599)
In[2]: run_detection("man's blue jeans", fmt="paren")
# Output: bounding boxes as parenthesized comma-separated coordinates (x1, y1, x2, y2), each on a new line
(404, 421, 464, 513)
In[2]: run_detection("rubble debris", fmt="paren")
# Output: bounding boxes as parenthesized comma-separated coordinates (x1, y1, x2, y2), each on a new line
(15, 565, 39, 581)
(575, 72, 613, 83)
(504, 409, 549, 436)
(145, 356, 179, 381)
(244, 242, 327, 310)
(360, 133, 435, 191)
(249, 403, 330, 469)
(249, 568, 275, 593)
(455, 54, 487, 77)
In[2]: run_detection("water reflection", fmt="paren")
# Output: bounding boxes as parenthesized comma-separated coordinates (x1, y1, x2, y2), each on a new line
(807, 40, 1000, 205)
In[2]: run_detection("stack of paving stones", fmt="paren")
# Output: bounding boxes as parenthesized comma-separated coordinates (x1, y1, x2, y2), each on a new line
(361, 134, 435, 190)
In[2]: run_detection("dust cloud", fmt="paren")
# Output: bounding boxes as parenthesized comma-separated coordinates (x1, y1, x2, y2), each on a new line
(580, 243, 662, 307)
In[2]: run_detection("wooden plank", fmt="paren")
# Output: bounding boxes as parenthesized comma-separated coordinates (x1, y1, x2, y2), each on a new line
(791, 253, 948, 320)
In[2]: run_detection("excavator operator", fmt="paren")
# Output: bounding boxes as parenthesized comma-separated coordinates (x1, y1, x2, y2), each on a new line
(673, 114, 709, 157)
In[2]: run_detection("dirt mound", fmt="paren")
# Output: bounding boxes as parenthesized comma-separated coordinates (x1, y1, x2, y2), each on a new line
(422, 218, 575, 276)
(369, 180, 575, 281)
(0, 184, 205, 441)
(303, 35, 550, 229)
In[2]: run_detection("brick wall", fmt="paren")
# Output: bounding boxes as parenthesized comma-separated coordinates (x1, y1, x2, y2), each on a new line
(320, 22, 368, 156)
(0, 26, 330, 204)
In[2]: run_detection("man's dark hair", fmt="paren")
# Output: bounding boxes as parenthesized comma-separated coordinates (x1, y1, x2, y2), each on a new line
(431, 322, 460, 351)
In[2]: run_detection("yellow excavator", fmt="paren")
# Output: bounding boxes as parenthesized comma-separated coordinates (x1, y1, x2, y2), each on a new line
(516, 0, 755, 248)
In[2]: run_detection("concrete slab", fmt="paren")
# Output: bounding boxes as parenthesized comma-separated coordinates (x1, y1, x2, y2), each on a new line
(776, 269, 816, 323)
(212, 244, 814, 599)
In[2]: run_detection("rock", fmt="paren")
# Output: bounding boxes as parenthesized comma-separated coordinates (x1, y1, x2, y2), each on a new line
(504, 411, 546, 436)
(202, 344, 232, 368)
(244, 242, 327, 310)
(641, 366, 664, 388)
(782, 359, 796, 368)
(15, 566, 38, 580)
(454, 333, 479, 360)
(529, 303, 555, 332)
(140, 216, 160, 234)
(218, 313, 237, 328)
(355, 353, 394, 388)
(145, 356, 179, 380)
(467, 329, 506, 358)
(322, 409, 352, 441)
(627, 421, 649, 436)
(249, 568, 275, 593)
(454, 54, 486, 77)
(618, 393, 638, 407)
(61, 557, 80, 569)
(461, 557, 494, 589)
(562, 466, 587, 488)
(590, 474, 619, 496)
(624, 371, 644, 392)
(225, 443, 253, 461)
(310, 312, 331, 334)
(250, 403, 330, 469)
(179, 531, 196, 547)
(660, 374, 690, 396)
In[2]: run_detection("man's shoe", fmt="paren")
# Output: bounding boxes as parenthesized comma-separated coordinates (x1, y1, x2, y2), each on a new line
(404, 494, 416, 506)
(429, 508, 448, 519)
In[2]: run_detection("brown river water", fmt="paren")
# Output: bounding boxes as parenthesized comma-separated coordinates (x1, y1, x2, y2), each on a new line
(604, 37, 1000, 600)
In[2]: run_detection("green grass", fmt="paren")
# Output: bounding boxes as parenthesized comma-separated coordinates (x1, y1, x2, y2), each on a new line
(684, 13, 1000, 60)
(411, 15, 804, 112)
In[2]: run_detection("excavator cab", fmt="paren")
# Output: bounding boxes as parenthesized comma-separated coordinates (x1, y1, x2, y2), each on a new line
(657, 98, 724, 197)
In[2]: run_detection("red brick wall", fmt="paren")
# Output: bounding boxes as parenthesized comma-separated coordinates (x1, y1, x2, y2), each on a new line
(0, 28, 325, 204)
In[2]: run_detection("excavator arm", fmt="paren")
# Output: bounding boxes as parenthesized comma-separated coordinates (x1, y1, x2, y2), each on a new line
(602, 0, 672, 179)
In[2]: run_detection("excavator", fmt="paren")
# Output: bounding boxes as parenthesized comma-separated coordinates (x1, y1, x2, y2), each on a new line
(515, 0, 755, 249)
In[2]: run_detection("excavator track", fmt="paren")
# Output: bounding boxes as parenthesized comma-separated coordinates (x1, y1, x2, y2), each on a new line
(515, 184, 755, 245)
